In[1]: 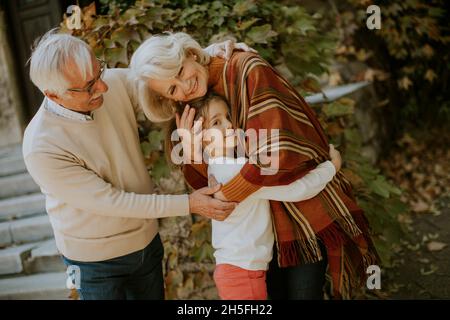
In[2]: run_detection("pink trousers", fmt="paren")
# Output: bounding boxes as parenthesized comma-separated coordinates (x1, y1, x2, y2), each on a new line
(213, 263, 267, 300)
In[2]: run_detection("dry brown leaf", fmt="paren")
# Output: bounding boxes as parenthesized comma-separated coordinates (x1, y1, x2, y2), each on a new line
(398, 76, 413, 90)
(412, 200, 429, 213)
(424, 69, 437, 82)
(68, 288, 79, 300)
(420, 264, 438, 275)
(82, 2, 97, 29)
(427, 241, 447, 252)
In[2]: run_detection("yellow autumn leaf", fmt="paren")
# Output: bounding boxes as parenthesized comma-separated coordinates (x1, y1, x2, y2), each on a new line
(82, 2, 97, 29)
(422, 44, 434, 58)
(425, 69, 437, 82)
(398, 76, 413, 90)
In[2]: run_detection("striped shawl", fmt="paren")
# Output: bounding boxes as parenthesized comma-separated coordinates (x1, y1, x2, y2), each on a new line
(183, 52, 379, 299)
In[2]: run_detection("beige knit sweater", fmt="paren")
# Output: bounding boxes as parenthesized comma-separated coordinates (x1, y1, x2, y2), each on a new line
(23, 68, 189, 262)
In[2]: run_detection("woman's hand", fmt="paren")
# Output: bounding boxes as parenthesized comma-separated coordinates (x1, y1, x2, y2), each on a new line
(329, 144, 342, 172)
(175, 105, 203, 163)
(203, 40, 257, 60)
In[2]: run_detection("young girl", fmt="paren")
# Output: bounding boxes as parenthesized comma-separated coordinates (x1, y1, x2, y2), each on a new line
(166, 93, 341, 300)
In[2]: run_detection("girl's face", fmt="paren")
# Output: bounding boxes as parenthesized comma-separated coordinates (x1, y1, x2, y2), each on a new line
(202, 99, 237, 158)
(147, 54, 208, 102)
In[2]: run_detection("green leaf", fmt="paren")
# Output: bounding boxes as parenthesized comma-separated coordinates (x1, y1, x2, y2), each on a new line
(104, 47, 128, 67)
(233, 0, 257, 16)
(294, 17, 316, 35)
(110, 27, 140, 48)
(121, 8, 144, 24)
(247, 24, 278, 44)
(141, 141, 152, 158)
(151, 157, 170, 181)
(236, 18, 260, 31)
(147, 130, 164, 152)
(373, 238, 393, 267)
(92, 17, 111, 31)
(322, 99, 355, 118)
(191, 243, 214, 262)
(368, 176, 391, 198)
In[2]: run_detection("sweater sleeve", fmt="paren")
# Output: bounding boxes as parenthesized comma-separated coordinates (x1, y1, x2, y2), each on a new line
(24, 152, 190, 219)
(182, 163, 209, 190)
(250, 161, 336, 201)
(108, 68, 143, 118)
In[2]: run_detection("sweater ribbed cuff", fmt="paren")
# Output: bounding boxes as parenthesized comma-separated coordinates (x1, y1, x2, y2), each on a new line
(221, 174, 261, 202)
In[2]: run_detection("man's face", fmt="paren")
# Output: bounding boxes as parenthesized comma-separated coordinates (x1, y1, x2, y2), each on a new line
(46, 55, 109, 113)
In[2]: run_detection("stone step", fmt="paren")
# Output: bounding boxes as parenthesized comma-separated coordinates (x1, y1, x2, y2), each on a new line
(0, 153, 26, 177)
(0, 272, 70, 300)
(0, 215, 53, 248)
(24, 239, 65, 274)
(0, 193, 46, 222)
(0, 144, 22, 159)
(0, 172, 40, 199)
(0, 242, 39, 276)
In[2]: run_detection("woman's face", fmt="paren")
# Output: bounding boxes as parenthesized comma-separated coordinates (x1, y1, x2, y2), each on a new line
(147, 54, 208, 102)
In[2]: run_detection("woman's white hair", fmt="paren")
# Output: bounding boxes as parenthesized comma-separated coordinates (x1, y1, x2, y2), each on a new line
(129, 32, 210, 123)
(29, 29, 93, 96)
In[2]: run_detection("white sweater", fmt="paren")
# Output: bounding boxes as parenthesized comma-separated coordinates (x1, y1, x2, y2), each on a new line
(208, 157, 336, 271)
(23, 69, 190, 262)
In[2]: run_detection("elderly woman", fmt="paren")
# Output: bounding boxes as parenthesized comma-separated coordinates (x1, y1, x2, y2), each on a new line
(129, 32, 378, 299)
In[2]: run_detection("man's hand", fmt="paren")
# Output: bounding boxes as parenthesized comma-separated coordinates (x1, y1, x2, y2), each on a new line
(203, 39, 257, 60)
(329, 144, 342, 172)
(188, 183, 238, 221)
(208, 174, 229, 201)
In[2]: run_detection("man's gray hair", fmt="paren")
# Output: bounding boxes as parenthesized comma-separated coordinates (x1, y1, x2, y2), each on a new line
(29, 29, 93, 96)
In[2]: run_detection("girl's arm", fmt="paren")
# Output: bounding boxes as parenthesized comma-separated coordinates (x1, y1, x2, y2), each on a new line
(250, 161, 336, 202)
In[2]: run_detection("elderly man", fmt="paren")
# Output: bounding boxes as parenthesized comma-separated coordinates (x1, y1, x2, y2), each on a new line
(22, 30, 242, 300)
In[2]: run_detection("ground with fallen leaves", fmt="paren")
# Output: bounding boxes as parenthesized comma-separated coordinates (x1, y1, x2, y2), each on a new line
(378, 127, 450, 299)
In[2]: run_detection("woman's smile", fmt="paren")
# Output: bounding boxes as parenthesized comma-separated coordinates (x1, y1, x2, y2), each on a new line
(147, 55, 208, 102)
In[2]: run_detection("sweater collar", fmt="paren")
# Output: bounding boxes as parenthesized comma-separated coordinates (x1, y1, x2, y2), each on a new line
(45, 98, 94, 122)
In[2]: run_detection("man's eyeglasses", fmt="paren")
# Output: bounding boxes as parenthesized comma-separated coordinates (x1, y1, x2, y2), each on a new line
(67, 59, 106, 95)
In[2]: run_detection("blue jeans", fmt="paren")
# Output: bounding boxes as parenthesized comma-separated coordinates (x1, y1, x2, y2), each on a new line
(62, 234, 164, 300)
(266, 241, 328, 300)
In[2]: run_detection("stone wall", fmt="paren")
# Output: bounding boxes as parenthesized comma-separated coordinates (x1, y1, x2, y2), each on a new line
(0, 9, 25, 148)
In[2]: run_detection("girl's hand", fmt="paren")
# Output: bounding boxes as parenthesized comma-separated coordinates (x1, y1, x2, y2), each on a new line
(209, 174, 229, 202)
(329, 144, 342, 172)
(175, 105, 203, 163)
(203, 40, 257, 60)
